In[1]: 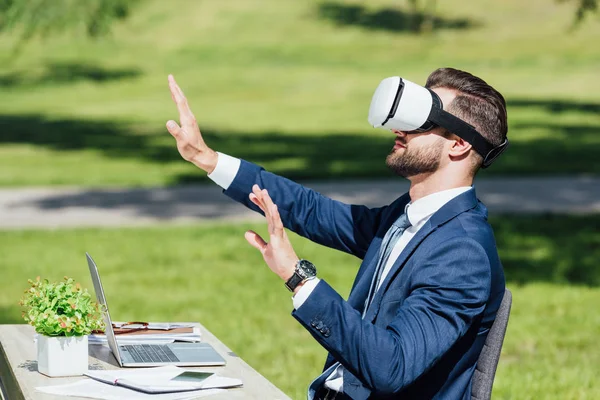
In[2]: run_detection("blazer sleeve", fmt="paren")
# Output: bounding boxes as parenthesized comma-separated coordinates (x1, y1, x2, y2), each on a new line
(223, 160, 391, 259)
(292, 236, 492, 395)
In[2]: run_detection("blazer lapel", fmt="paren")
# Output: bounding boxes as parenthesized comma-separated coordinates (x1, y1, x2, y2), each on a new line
(362, 219, 436, 322)
(346, 194, 411, 314)
(345, 236, 382, 314)
(363, 188, 480, 322)
(348, 193, 410, 314)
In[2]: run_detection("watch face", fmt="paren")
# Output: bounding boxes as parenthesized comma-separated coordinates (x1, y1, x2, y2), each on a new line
(298, 260, 317, 277)
(285, 260, 317, 292)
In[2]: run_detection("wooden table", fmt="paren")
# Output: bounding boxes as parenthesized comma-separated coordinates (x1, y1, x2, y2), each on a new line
(0, 324, 291, 400)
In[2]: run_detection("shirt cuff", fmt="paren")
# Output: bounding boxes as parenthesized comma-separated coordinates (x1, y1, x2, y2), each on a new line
(207, 152, 241, 190)
(292, 278, 321, 310)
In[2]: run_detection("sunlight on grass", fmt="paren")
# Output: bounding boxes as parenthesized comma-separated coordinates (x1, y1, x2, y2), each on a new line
(1, 215, 599, 398)
(0, 0, 598, 186)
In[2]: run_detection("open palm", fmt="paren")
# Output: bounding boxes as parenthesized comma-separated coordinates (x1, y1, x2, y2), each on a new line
(244, 185, 299, 282)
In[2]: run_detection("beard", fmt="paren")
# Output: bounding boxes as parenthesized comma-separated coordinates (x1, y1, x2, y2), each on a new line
(386, 137, 445, 177)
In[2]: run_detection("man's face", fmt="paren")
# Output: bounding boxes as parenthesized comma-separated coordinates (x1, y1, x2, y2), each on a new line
(385, 129, 446, 178)
(385, 87, 457, 178)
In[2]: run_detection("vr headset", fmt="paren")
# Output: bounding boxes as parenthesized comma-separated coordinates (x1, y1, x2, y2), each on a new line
(368, 76, 509, 168)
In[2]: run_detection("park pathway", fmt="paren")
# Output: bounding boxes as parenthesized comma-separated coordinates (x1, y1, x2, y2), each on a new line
(0, 176, 598, 229)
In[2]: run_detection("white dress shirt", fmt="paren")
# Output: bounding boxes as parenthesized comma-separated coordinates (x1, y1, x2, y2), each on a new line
(208, 152, 471, 393)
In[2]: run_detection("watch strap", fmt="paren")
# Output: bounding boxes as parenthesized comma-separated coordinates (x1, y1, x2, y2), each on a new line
(285, 271, 305, 292)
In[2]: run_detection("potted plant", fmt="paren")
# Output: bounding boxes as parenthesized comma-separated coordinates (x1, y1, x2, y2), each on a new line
(20, 276, 105, 377)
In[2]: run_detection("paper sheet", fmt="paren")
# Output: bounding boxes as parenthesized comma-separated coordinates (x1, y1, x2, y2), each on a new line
(88, 335, 201, 345)
(36, 380, 224, 400)
(113, 323, 196, 330)
(88, 321, 202, 345)
(85, 366, 242, 391)
(36, 366, 241, 399)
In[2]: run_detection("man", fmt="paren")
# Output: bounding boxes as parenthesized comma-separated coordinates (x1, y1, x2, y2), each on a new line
(165, 67, 507, 399)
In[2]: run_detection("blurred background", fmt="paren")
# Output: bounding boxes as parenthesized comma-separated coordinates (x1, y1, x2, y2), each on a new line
(0, 0, 599, 398)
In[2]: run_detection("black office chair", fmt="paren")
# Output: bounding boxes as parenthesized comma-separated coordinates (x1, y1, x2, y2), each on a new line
(471, 289, 512, 400)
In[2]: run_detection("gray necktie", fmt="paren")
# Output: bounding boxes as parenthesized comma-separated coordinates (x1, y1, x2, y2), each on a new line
(313, 211, 413, 398)
(363, 212, 412, 315)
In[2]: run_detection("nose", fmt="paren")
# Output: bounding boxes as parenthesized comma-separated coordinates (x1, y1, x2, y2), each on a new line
(392, 129, 407, 137)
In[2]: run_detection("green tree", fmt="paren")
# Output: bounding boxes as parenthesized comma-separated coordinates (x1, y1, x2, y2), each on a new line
(560, 0, 598, 23)
(0, 0, 136, 41)
(406, 0, 437, 32)
(407, 0, 597, 32)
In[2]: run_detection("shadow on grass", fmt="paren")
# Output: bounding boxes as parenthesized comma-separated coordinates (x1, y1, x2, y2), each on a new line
(0, 62, 141, 87)
(0, 306, 23, 324)
(497, 122, 599, 175)
(0, 113, 395, 181)
(317, 2, 478, 33)
(507, 98, 600, 114)
(1, 95, 599, 181)
(491, 214, 600, 287)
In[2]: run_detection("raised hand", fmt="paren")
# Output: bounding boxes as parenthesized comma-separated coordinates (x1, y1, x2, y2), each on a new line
(244, 185, 299, 284)
(166, 74, 218, 173)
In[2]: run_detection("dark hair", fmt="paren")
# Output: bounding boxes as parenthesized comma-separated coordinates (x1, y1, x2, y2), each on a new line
(425, 68, 507, 167)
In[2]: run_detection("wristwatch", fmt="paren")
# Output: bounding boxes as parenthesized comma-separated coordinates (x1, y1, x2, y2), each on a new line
(285, 259, 317, 292)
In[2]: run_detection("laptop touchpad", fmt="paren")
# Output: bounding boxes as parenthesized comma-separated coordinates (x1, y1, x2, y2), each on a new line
(170, 343, 225, 364)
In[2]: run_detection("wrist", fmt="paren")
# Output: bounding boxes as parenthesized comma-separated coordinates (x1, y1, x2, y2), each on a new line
(293, 276, 315, 295)
(282, 258, 300, 282)
(191, 149, 218, 174)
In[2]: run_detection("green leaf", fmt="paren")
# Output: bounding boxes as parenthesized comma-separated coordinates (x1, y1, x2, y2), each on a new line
(20, 276, 105, 336)
(0, 0, 139, 42)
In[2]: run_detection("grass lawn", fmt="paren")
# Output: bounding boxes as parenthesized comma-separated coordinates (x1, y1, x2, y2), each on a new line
(1, 215, 599, 399)
(0, 0, 599, 187)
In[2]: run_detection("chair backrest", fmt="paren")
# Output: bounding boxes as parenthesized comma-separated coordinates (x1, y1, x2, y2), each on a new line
(471, 289, 512, 400)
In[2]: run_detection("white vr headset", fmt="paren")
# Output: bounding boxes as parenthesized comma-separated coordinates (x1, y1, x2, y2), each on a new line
(368, 76, 509, 168)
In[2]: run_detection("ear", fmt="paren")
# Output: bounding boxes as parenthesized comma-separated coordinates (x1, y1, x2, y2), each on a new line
(448, 136, 473, 161)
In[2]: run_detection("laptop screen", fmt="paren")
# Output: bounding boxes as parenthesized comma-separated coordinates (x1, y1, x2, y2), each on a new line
(86, 252, 123, 365)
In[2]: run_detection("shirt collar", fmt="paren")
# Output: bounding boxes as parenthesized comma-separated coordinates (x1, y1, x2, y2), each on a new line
(406, 187, 472, 227)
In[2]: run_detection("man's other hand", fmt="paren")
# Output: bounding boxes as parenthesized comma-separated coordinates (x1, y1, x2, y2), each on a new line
(245, 185, 300, 284)
(166, 74, 218, 173)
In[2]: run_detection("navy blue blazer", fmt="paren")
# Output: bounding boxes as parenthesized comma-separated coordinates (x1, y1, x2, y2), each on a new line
(224, 160, 506, 400)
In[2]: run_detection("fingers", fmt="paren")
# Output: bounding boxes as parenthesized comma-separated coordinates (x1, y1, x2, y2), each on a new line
(260, 189, 278, 235)
(168, 74, 197, 129)
(251, 185, 270, 218)
(250, 185, 284, 237)
(250, 185, 264, 208)
(250, 187, 273, 235)
(168, 74, 186, 105)
(244, 230, 267, 253)
(261, 187, 276, 213)
(166, 120, 182, 139)
(249, 193, 267, 214)
(270, 203, 284, 236)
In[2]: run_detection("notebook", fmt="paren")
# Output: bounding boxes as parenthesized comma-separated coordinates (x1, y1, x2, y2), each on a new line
(85, 365, 242, 394)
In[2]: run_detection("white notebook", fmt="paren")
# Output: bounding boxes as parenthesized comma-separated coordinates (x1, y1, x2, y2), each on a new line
(85, 365, 242, 394)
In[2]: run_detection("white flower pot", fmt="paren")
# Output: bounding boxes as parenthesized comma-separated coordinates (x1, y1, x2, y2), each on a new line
(37, 335, 89, 377)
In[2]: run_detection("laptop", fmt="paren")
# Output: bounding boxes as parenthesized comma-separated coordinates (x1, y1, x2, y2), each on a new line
(86, 252, 226, 367)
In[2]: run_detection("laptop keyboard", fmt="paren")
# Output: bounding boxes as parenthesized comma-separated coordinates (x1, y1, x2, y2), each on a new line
(122, 344, 180, 363)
